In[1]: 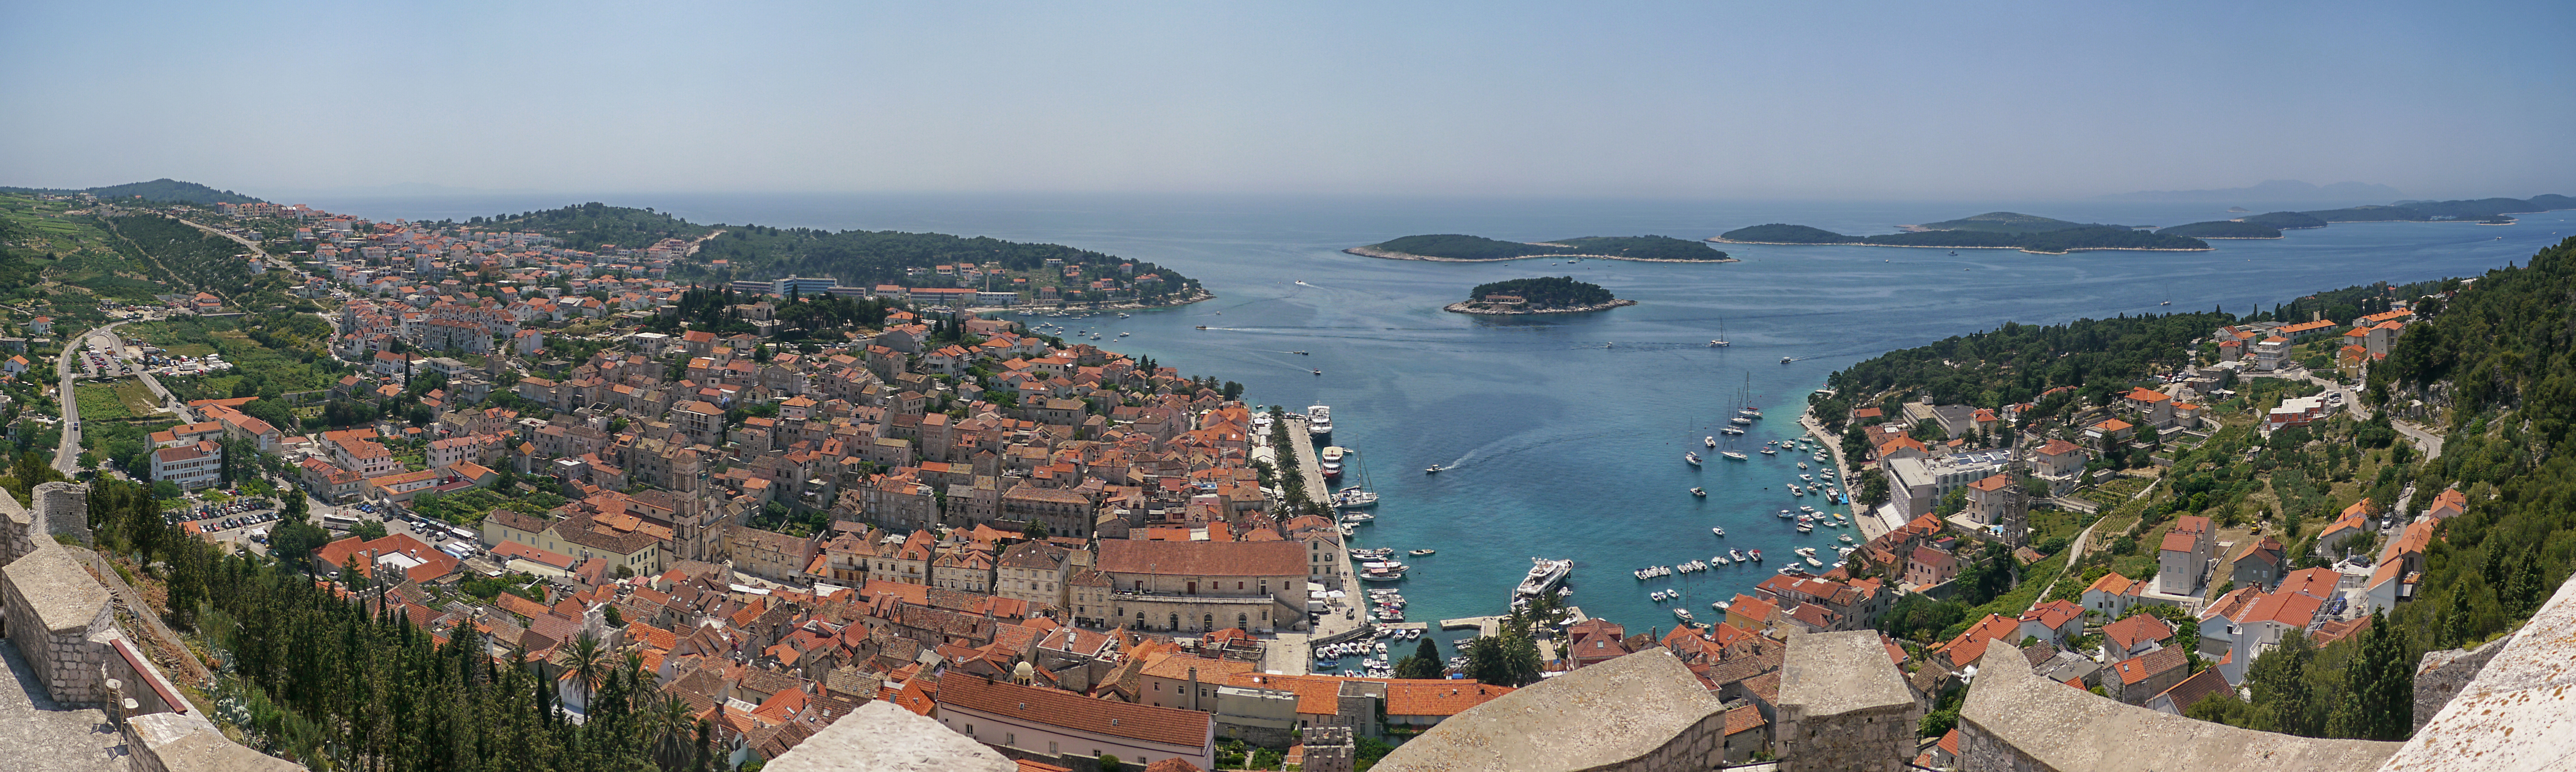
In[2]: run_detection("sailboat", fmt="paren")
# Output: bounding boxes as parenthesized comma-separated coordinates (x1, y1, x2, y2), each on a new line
(1709, 316, 1730, 347)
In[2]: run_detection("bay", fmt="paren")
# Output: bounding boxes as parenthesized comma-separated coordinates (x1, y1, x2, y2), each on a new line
(326, 191, 2571, 656)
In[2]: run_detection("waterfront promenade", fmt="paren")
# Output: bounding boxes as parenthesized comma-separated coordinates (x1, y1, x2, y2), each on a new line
(1283, 417, 1331, 501)
(1799, 409, 1886, 543)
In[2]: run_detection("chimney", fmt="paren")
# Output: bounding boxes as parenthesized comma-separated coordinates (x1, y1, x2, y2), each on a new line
(1187, 666, 1201, 712)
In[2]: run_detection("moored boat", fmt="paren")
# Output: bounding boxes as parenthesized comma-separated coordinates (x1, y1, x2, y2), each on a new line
(1720, 451, 1748, 461)
(1690, 487, 1707, 497)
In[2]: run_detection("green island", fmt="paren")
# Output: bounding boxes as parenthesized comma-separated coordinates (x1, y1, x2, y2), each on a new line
(2239, 211, 2329, 230)
(1714, 213, 2211, 254)
(1349, 233, 1733, 262)
(1444, 276, 1634, 315)
(0, 177, 263, 205)
(2156, 220, 2284, 239)
(473, 203, 1210, 307)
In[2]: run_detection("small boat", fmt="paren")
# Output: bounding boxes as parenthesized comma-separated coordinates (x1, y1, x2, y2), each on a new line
(1780, 357, 1794, 364)
(1748, 550, 1763, 561)
(1720, 451, 1748, 461)
(1806, 556, 1825, 568)
(1796, 522, 1813, 533)
(1685, 452, 1702, 465)
(1292, 350, 1308, 355)
(1409, 549, 1436, 556)
(1704, 436, 1716, 448)
(1195, 325, 1209, 330)
(1709, 339, 1729, 347)
(1713, 555, 1730, 566)
(1690, 487, 1707, 497)
(1424, 465, 1443, 474)
(1839, 534, 1855, 544)
(1673, 609, 1695, 623)
(1730, 416, 1753, 425)
(1759, 448, 1777, 455)
(1730, 549, 1747, 562)
(1798, 462, 1808, 469)
(1948, 250, 1958, 256)
(1312, 369, 1323, 375)
(1341, 512, 1374, 523)
(1118, 313, 1130, 318)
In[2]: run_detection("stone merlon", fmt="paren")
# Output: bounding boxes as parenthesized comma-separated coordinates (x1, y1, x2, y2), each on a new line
(1373, 648, 1727, 771)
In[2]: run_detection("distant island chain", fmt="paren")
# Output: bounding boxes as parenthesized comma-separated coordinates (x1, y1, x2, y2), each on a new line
(1346, 192, 2576, 263)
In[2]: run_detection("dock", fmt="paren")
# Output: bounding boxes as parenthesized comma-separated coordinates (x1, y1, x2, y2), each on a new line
(1282, 418, 1332, 503)
(1439, 606, 1589, 639)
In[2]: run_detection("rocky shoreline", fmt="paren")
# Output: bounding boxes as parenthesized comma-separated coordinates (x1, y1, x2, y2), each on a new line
(1443, 298, 1637, 315)
(1346, 246, 1735, 263)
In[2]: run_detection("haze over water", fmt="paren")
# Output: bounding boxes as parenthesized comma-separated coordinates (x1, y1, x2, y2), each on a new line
(340, 192, 2573, 654)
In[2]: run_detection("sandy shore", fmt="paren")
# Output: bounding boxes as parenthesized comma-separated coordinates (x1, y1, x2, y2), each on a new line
(1443, 298, 1637, 315)
(1346, 246, 1737, 264)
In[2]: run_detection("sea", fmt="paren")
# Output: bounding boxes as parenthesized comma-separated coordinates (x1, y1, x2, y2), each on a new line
(321, 191, 2572, 658)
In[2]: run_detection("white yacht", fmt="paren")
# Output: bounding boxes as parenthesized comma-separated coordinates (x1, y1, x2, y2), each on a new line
(1307, 405, 1333, 438)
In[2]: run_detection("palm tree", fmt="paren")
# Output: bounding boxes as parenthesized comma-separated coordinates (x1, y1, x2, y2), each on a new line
(557, 631, 610, 712)
(646, 693, 697, 771)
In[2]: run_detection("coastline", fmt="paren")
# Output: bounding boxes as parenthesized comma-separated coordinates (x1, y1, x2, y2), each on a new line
(1443, 298, 1637, 315)
(1703, 236, 2212, 255)
(977, 286, 1215, 313)
(1345, 246, 1737, 264)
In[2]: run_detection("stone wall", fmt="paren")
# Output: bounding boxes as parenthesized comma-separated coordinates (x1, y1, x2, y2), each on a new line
(2405, 634, 2508, 735)
(1776, 630, 1918, 772)
(2377, 571, 2576, 771)
(36, 481, 92, 546)
(1958, 646, 2399, 772)
(1372, 648, 1727, 772)
(124, 711, 304, 772)
(2, 544, 117, 706)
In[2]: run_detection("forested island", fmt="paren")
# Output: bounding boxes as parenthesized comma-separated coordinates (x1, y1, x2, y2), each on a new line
(1713, 213, 2211, 254)
(1445, 276, 1634, 314)
(463, 203, 1208, 307)
(2156, 221, 2283, 239)
(1350, 233, 1733, 262)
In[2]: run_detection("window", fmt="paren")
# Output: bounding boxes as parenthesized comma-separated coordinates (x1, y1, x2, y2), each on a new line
(964, 723, 975, 735)
(1006, 732, 1015, 746)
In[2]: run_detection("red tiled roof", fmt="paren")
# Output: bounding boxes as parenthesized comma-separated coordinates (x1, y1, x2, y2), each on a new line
(2101, 614, 2172, 650)
(2113, 646, 2185, 686)
(938, 675, 1209, 747)
(1097, 539, 1304, 577)
(1725, 705, 1766, 736)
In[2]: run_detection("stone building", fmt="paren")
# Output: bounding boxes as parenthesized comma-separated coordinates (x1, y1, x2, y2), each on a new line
(1097, 539, 1306, 634)
(1777, 630, 1919, 772)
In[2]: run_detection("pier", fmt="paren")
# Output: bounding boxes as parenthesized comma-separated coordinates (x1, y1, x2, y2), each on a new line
(1282, 417, 1332, 502)
(1439, 606, 1589, 639)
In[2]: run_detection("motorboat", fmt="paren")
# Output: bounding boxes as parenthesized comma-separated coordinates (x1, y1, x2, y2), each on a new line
(1839, 534, 1855, 544)
(1797, 462, 1808, 469)
(1340, 512, 1374, 523)
(1292, 350, 1308, 355)
(1748, 550, 1763, 561)
(1424, 464, 1443, 474)
(1729, 416, 1753, 425)
(1759, 447, 1777, 455)
(1685, 452, 1702, 465)
(1704, 436, 1716, 447)
(1409, 549, 1436, 556)
(1690, 487, 1707, 497)
(1312, 369, 1323, 376)
(1780, 357, 1794, 364)
(1713, 555, 1731, 566)
(1796, 522, 1812, 533)
(1730, 549, 1747, 562)
(1806, 556, 1825, 568)
(1710, 526, 1725, 536)
(1195, 325, 1208, 329)
(1719, 426, 1745, 435)
(1673, 608, 1695, 623)
(1720, 451, 1748, 461)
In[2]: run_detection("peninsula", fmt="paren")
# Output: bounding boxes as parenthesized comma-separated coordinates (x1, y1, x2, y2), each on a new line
(1445, 276, 1634, 314)
(1713, 213, 2212, 254)
(1351, 234, 1733, 263)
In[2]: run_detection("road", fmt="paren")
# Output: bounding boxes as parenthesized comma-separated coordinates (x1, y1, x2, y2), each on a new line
(53, 321, 133, 474)
(2284, 368, 2441, 459)
(176, 218, 285, 269)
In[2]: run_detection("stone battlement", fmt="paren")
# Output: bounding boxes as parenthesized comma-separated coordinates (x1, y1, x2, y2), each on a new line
(1960, 644, 2400, 771)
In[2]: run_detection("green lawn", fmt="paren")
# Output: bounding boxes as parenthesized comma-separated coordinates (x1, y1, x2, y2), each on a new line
(112, 380, 159, 415)
(73, 383, 133, 420)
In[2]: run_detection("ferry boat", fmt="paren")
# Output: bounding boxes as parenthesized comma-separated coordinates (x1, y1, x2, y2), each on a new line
(1320, 446, 1346, 478)
(1720, 451, 1748, 461)
(1690, 487, 1707, 497)
(1685, 452, 1702, 465)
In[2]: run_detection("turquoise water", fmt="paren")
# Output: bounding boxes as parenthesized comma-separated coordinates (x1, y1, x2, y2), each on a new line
(330, 192, 2574, 655)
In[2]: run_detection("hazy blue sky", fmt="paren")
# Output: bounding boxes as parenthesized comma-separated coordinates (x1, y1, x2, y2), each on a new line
(4, 1, 2570, 200)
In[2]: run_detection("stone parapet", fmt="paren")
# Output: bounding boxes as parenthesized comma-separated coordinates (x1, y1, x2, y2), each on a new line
(763, 700, 1014, 772)
(1959, 646, 2398, 771)
(2379, 572, 2576, 771)
(3, 543, 116, 706)
(2405, 634, 2508, 735)
(1374, 648, 1727, 772)
(124, 711, 303, 772)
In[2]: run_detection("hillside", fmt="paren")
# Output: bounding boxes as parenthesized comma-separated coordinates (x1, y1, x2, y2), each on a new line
(2156, 221, 2283, 239)
(2239, 211, 2329, 230)
(0, 178, 264, 205)
(1912, 211, 2122, 234)
(1357, 233, 1728, 262)
(692, 225, 1202, 301)
(473, 202, 717, 250)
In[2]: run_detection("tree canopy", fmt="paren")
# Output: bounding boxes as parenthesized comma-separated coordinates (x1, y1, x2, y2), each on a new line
(1468, 276, 1616, 308)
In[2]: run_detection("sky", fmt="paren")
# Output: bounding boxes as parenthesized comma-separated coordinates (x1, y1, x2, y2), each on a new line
(3, 1, 2571, 201)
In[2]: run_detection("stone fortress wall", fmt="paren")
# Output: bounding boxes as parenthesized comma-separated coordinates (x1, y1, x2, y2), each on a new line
(0, 482, 298, 772)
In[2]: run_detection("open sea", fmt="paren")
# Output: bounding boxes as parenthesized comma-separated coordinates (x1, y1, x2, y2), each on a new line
(323, 191, 2572, 656)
